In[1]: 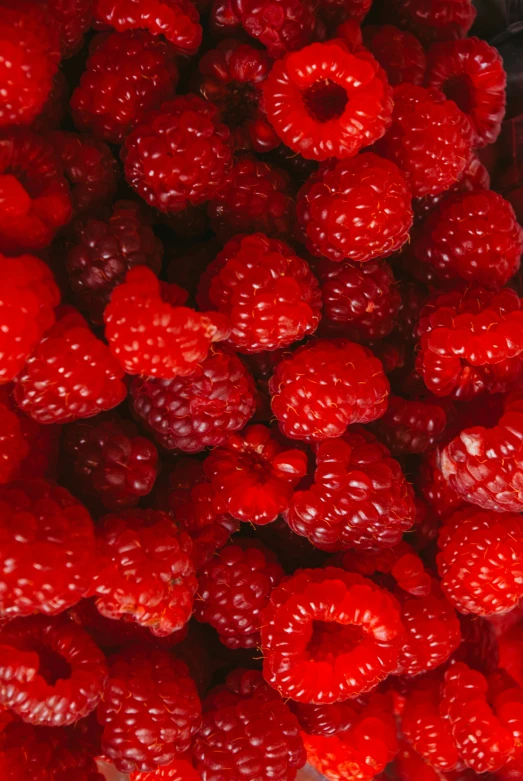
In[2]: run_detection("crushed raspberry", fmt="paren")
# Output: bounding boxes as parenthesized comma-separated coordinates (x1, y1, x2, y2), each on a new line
(263, 40, 393, 161)
(363, 25, 426, 86)
(371, 395, 448, 454)
(388, 0, 476, 45)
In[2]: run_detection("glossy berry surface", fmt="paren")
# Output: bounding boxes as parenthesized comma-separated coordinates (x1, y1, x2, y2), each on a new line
(363, 25, 426, 87)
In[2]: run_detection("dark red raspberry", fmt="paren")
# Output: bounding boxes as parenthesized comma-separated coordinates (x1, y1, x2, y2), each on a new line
(166, 239, 219, 300)
(363, 25, 426, 87)
(418, 449, 465, 520)
(0, 129, 72, 254)
(14, 308, 126, 425)
(122, 95, 233, 214)
(261, 567, 404, 702)
(43, 0, 92, 58)
(131, 759, 200, 781)
(336, 541, 432, 597)
(31, 71, 69, 135)
(92, 509, 197, 637)
(291, 698, 360, 736)
(92, 0, 202, 55)
(71, 31, 179, 144)
(193, 668, 305, 780)
(197, 233, 321, 353)
(0, 391, 62, 481)
(131, 347, 256, 453)
(198, 40, 279, 153)
(454, 613, 500, 676)
(316, 0, 371, 27)
(371, 395, 448, 455)
(425, 38, 506, 148)
(0, 615, 107, 726)
(388, 0, 476, 45)
(0, 404, 29, 484)
(412, 153, 491, 224)
(220, 0, 316, 58)
(256, 515, 327, 572)
(263, 40, 393, 161)
(0, 479, 96, 620)
(98, 647, 201, 773)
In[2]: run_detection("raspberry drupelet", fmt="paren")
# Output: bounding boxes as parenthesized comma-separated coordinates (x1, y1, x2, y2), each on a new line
(412, 153, 491, 224)
(71, 31, 179, 144)
(197, 233, 321, 353)
(131, 759, 200, 781)
(269, 340, 389, 442)
(388, 0, 476, 45)
(92, 509, 197, 636)
(0, 615, 108, 726)
(42, 0, 92, 59)
(263, 40, 393, 161)
(417, 449, 465, 521)
(363, 25, 426, 87)
(98, 647, 201, 773)
(336, 541, 433, 598)
(296, 153, 413, 262)
(371, 395, 448, 455)
(193, 668, 305, 781)
(261, 567, 404, 703)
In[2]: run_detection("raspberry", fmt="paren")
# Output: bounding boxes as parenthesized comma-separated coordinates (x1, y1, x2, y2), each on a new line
(417, 449, 464, 520)
(371, 395, 448, 455)
(193, 668, 305, 780)
(43, 0, 92, 58)
(122, 95, 233, 214)
(261, 567, 404, 703)
(315, 0, 371, 27)
(0, 615, 107, 726)
(263, 41, 393, 161)
(71, 31, 179, 144)
(66, 201, 162, 325)
(62, 416, 159, 511)
(286, 429, 416, 551)
(413, 153, 491, 224)
(388, 0, 476, 45)
(92, 509, 197, 637)
(0, 129, 72, 254)
(32, 71, 69, 135)
(336, 541, 433, 598)
(197, 233, 321, 353)
(226, 0, 316, 58)
(131, 347, 256, 453)
(14, 308, 126, 425)
(425, 38, 506, 148)
(0, 404, 29, 484)
(363, 25, 426, 87)
(207, 159, 294, 241)
(0, 479, 96, 620)
(131, 759, 200, 781)
(92, 0, 202, 55)
(0, 394, 62, 480)
(98, 647, 201, 773)
(412, 190, 523, 288)
(269, 341, 389, 441)
(290, 699, 360, 736)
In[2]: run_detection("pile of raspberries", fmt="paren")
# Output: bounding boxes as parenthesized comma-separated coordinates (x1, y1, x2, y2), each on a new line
(2, 0, 523, 780)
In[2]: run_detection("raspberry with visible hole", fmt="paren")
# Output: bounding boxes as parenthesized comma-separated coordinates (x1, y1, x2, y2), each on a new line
(363, 25, 426, 87)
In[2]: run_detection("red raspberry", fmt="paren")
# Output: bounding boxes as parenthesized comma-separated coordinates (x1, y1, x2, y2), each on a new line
(0, 393, 62, 481)
(193, 668, 305, 780)
(418, 449, 465, 520)
(122, 95, 233, 214)
(92, 0, 202, 55)
(269, 341, 389, 441)
(371, 395, 448, 455)
(413, 153, 491, 224)
(0, 404, 29, 484)
(363, 25, 426, 87)
(263, 40, 393, 161)
(425, 38, 506, 148)
(0, 615, 107, 727)
(286, 429, 416, 551)
(316, 0, 371, 27)
(14, 308, 126, 425)
(31, 71, 69, 135)
(0, 129, 72, 254)
(454, 614, 500, 676)
(394, 741, 459, 781)
(290, 699, 360, 736)
(388, 0, 476, 45)
(71, 31, 179, 144)
(92, 509, 197, 637)
(197, 233, 321, 353)
(43, 0, 92, 58)
(261, 567, 404, 703)
(131, 347, 256, 452)
(412, 190, 523, 288)
(98, 647, 201, 773)
(131, 759, 200, 781)
(222, 0, 316, 58)
(0, 479, 96, 619)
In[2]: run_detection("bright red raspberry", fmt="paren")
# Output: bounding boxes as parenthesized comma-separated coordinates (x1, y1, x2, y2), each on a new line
(263, 40, 393, 161)
(197, 233, 321, 353)
(417, 448, 465, 520)
(363, 25, 426, 86)
(261, 567, 404, 703)
(393, 741, 458, 781)
(413, 153, 491, 224)
(388, 0, 476, 45)
(0, 615, 107, 726)
(131, 759, 200, 781)
(193, 668, 305, 780)
(92, 509, 197, 637)
(131, 347, 256, 452)
(296, 153, 412, 262)
(43, 0, 92, 58)
(287, 430, 416, 551)
(122, 95, 232, 214)
(0, 479, 96, 620)
(371, 395, 448, 455)
(0, 129, 72, 254)
(0, 404, 29, 484)
(269, 340, 389, 441)
(14, 308, 126, 425)
(93, 0, 202, 54)
(98, 647, 201, 773)
(71, 31, 179, 144)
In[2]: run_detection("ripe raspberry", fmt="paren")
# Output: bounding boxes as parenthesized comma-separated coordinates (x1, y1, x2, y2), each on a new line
(336, 541, 432, 598)
(71, 31, 179, 144)
(261, 567, 404, 702)
(371, 395, 448, 455)
(290, 699, 360, 736)
(122, 95, 232, 214)
(393, 740, 456, 781)
(224, 0, 316, 58)
(401, 677, 460, 772)
(98, 647, 201, 773)
(263, 40, 393, 161)
(286, 429, 416, 551)
(92, 509, 197, 637)
(315, 0, 371, 27)
(269, 341, 389, 442)
(418, 449, 464, 520)
(425, 38, 506, 148)
(412, 153, 491, 224)
(131, 347, 256, 452)
(93, 0, 202, 55)
(0, 129, 72, 254)
(0, 404, 29, 484)
(14, 308, 126, 425)
(388, 0, 476, 45)
(131, 759, 200, 781)
(0, 615, 107, 726)
(43, 0, 92, 58)
(0, 479, 96, 619)
(193, 668, 305, 780)
(363, 25, 426, 87)
(0, 392, 62, 481)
